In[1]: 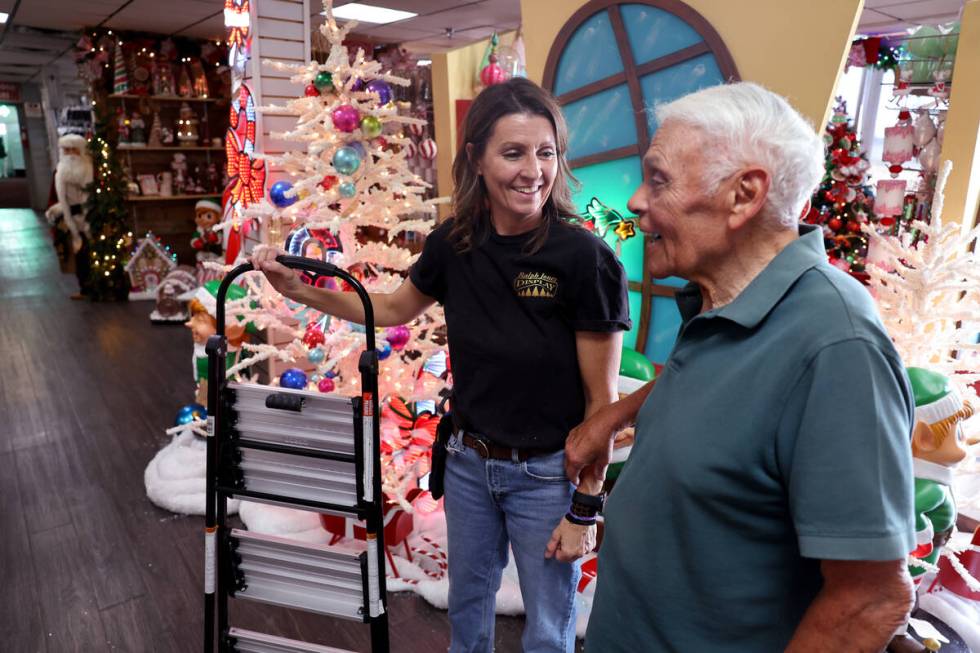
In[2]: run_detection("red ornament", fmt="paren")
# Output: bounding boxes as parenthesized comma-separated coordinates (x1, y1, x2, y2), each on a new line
(879, 217, 896, 227)
(898, 109, 912, 121)
(828, 218, 843, 231)
(318, 175, 338, 190)
(888, 164, 903, 175)
(847, 220, 861, 233)
(305, 84, 319, 97)
(303, 323, 325, 348)
(374, 136, 388, 150)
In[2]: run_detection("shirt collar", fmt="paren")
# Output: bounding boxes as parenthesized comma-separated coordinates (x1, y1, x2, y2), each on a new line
(675, 224, 826, 328)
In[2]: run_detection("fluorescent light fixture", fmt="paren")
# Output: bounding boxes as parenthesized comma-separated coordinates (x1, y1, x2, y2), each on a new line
(0, 12, 9, 23)
(326, 3, 417, 24)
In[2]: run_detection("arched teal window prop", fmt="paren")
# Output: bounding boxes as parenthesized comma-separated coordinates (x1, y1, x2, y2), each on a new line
(544, 0, 739, 363)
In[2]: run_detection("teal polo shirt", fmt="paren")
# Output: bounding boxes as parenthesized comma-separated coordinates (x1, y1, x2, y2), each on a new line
(586, 225, 915, 652)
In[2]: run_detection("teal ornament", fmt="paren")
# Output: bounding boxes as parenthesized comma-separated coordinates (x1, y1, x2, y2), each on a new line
(333, 146, 361, 175)
(310, 374, 322, 384)
(339, 181, 357, 198)
(308, 348, 326, 364)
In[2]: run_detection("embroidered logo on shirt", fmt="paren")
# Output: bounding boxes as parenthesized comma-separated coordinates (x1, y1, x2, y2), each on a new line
(514, 271, 558, 298)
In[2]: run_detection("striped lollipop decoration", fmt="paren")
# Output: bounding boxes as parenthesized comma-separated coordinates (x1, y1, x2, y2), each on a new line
(404, 140, 418, 160)
(419, 138, 438, 161)
(409, 122, 425, 139)
(113, 41, 129, 94)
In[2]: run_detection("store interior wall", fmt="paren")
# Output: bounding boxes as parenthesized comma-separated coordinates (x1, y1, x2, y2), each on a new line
(519, 0, 863, 136)
(938, 0, 980, 228)
(431, 32, 516, 219)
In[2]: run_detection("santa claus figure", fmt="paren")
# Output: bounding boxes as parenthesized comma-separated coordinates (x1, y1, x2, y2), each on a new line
(45, 134, 94, 299)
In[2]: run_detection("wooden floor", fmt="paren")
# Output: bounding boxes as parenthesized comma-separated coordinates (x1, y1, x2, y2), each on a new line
(0, 209, 536, 652)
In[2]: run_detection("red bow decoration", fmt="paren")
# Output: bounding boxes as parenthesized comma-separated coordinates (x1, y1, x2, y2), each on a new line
(224, 0, 251, 53)
(225, 134, 266, 208)
(382, 397, 440, 464)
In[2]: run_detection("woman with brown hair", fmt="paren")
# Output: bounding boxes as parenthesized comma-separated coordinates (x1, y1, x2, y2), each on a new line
(252, 77, 630, 652)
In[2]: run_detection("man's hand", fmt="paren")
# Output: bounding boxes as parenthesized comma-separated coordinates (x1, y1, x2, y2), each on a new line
(565, 403, 620, 486)
(250, 245, 305, 299)
(545, 518, 596, 562)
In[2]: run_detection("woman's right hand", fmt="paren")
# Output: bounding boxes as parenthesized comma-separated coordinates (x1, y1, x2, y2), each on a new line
(250, 245, 305, 299)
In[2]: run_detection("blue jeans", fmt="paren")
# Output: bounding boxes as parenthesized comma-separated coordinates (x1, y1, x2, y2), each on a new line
(443, 432, 579, 653)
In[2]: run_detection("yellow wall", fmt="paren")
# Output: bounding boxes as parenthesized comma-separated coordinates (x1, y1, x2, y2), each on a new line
(520, 0, 863, 134)
(939, 0, 980, 229)
(431, 33, 516, 219)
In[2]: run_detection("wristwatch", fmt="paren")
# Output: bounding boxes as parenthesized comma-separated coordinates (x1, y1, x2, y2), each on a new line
(572, 490, 605, 512)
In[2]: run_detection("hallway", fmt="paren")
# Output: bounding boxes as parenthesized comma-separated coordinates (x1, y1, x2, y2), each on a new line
(0, 208, 525, 652)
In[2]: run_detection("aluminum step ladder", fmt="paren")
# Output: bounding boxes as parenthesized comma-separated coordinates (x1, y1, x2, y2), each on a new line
(204, 256, 388, 653)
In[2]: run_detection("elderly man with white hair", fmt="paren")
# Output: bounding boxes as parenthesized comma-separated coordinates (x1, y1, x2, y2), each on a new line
(566, 82, 916, 651)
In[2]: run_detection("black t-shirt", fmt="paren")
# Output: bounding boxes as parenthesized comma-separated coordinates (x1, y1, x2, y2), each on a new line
(409, 218, 631, 450)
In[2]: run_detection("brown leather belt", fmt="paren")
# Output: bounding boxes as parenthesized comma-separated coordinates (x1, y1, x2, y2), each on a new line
(460, 432, 553, 462)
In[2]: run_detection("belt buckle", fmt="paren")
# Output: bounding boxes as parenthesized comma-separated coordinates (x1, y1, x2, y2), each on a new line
(473, 437, 490, 459)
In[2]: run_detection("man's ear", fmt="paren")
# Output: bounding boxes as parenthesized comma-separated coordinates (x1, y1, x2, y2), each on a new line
(466, 143, 481, 176)
(727, 167, 770, 230)
(911, 420, 937, 455)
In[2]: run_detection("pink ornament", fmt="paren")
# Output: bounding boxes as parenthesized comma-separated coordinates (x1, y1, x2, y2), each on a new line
(404, 140, 418, 159)
(386, 325, 411, 350)
(419, 138, 438, 161)
(874, 179, 907, 217)
(882, 125, 914, 165)
(480, 63, 507, 86)
(409, 122, 425, 139)
(331, 104, 360, 133)
(318, 377, 335, 393)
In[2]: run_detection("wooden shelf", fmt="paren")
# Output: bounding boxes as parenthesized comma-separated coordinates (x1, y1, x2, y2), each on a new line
(126, 193, 219, 202)
(118, 145, 224, 152)
(108, 94, 225, 103)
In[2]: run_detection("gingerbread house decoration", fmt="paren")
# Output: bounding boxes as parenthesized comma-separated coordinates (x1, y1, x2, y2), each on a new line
(125, 233, 177, 301)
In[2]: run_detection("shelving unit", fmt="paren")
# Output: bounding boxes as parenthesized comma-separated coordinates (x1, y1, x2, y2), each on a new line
(107, 90, 229, 262)
(109, 93, 223, 103)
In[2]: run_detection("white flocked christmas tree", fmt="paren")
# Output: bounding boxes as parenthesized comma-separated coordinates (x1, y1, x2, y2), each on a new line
(212, 0, 450, 511)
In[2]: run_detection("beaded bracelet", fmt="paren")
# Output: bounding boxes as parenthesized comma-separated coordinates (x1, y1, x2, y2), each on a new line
(565, 511, 597, 526)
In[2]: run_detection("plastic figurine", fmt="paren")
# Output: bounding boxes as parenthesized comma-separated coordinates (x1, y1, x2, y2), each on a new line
(191, 199, 223, 259)
(889, 367, 974, 653)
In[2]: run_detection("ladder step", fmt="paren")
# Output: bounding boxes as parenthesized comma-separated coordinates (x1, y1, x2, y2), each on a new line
(228, 383, 357, 456)
(227, 627, 355, 653)
(218, 488, 362, 518)
(230, 529, 366, 621)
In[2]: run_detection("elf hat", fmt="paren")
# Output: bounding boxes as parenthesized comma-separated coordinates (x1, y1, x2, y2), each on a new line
(194, 279, 247, 319)
(907, 367, 961, 425)
(195, 199, 222, 214)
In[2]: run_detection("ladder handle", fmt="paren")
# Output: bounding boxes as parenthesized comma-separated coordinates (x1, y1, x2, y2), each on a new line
(214, 257, 376, 350)
(264, 393, 305, 412)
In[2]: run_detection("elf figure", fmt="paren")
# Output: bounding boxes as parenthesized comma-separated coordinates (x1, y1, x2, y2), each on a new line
(890, 367, 974, 653)
(191, 199, 223, 258)
(185, 280, 250, 405)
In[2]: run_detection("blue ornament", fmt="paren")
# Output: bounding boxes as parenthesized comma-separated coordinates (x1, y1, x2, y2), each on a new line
(325, 370, 338, 379)
(365, 79, 393, 106)
(308, 348, 326, 364)
(174, 403, 207, 426)
(378, 341, 392, 360)
(280, 368, 308, 389)
(350, 141, 367, 159)
(339, 181, 357, 198)
(270, 180, 297, 208)
(333, 146, 362, 175)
